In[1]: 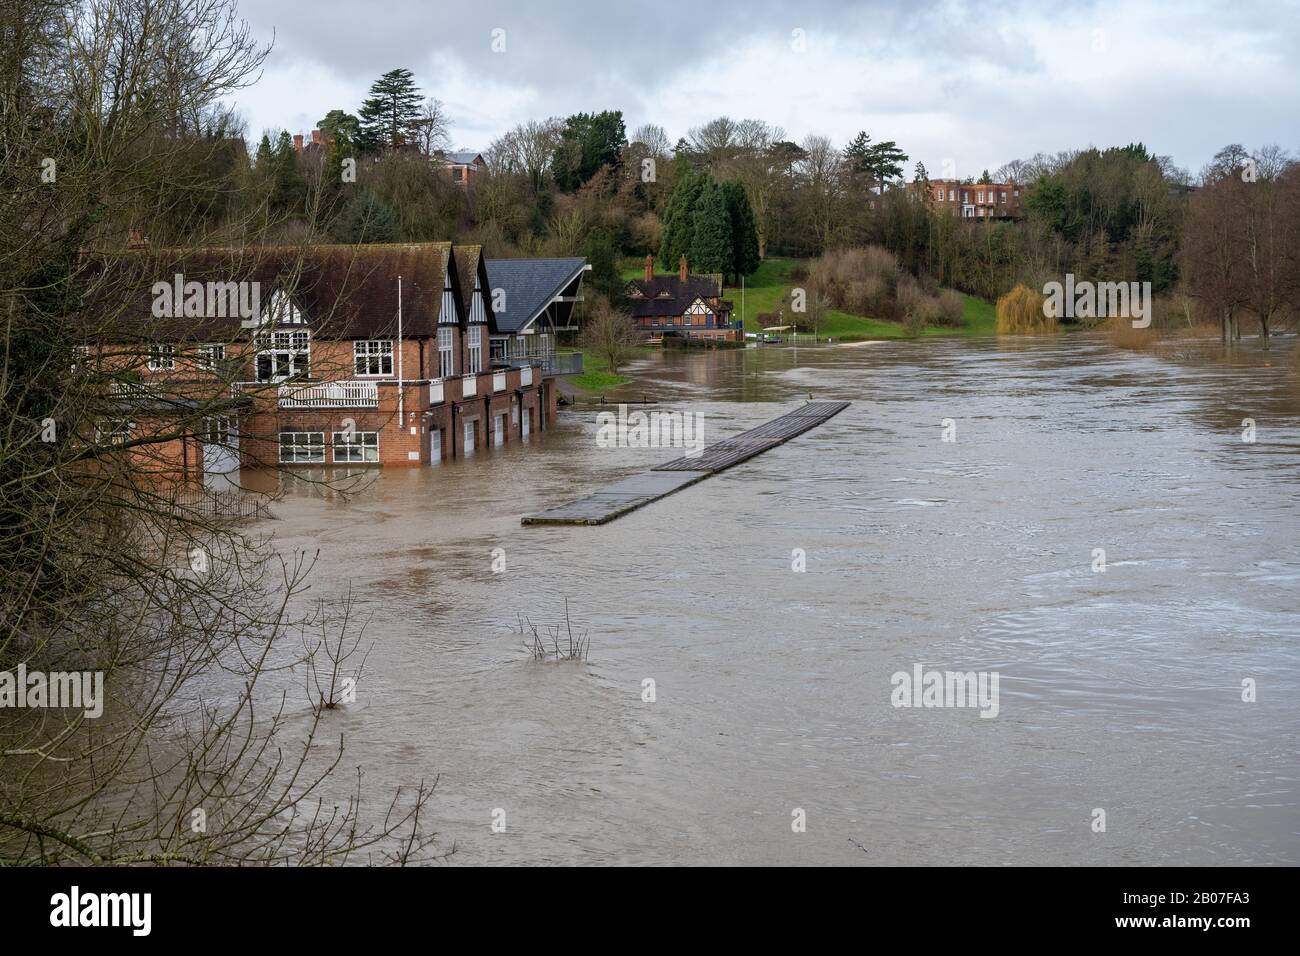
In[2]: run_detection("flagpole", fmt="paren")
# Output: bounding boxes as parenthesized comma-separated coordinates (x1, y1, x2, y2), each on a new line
(397, 275, 404, 421)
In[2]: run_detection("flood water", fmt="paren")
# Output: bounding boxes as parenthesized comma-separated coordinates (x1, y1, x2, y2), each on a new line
(256, 334, 1300, 865)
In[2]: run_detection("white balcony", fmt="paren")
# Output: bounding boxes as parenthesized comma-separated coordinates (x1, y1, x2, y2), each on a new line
(429, 379, 445, 404)
(520, 366, 533, 386)
(493, 371, 507, 393)
(278, 380, 378, 408)
(462, 374, 477, 398)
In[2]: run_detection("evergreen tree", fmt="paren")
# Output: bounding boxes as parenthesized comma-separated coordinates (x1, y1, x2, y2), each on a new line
(913, 161, 929, 184)
(721, 180, 760, 282)
(978, 169, 993, 184)
(357, 68, 424, 152)
(269, 130, 305, 214)
(580, 228, 622, 298)
(658, 167, 706, 270)
(254, 133, 273, 167)
(331, 189, 400, 243)
(689, 179, 733, 276)
(550, 110, 626, 191)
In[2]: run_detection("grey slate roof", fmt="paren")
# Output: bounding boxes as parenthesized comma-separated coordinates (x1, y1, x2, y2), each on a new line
(486, 257, 587, 333)
(437, 151, 485, 166)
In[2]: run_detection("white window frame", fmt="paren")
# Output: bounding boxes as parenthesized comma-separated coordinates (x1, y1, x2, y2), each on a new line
(438, 326, 455, 378)
(467, 326, 483, 376)
(197, 343, 225, 371)
(257, 330, 310, 383)
(353, 339, 394, 376)
(147, 344, 175, 371)
(332, 430, 379, 463)
(204, 415, 232, 446)
(937, 189, 944, 201)
(278, 431, 324, 463)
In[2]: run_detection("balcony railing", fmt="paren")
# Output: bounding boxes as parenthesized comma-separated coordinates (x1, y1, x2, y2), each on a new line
(506, 354, 581, 375)
(493, 371, 507, 393)
(520, 366, 533, 387)
(278, 380, 378, 408)
(429, 379, 444, 404)
(461, 374, 477, 398)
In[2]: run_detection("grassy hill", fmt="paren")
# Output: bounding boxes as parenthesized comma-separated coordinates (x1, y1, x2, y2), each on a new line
(619, 256, 996, 340)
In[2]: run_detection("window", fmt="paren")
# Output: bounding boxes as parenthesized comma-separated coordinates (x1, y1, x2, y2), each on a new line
(257, 330, 310, 382)
(205, 416, 231, 445)
(148, 344, 175, 371)
(467, 326, 482, 375)
(438, 326, 454, 378)
(279, 431, 324, 463)
(999, 192, 1006, 203)
(977, 191, 984, 203)
(197, 343, 225, 370)
(100, 420, 133, 445)
(353, 340, 393, 376)
(490, 338, 506, 361)
(962, 191, 968, 202)
(937, 189, 945, 201)
(332, 431, 379, 463)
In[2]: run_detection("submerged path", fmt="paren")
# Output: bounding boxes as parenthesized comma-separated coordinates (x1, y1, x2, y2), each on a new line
(522, 401, 850, 526)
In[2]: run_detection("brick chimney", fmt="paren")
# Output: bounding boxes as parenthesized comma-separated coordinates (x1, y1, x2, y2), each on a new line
(293, 133, 304, 153)
(311, 129, 322, 146)
(678, 254, 688, 282)
(127, 228, 149, 250)
(644, 254, 654, 283)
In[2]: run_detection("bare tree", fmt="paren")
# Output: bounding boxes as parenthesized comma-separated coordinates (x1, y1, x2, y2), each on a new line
(411, 96, 451, 156)
(580, 293, 638, 376)
(488, 117, 563, 193)
(0, 0, 444, 865)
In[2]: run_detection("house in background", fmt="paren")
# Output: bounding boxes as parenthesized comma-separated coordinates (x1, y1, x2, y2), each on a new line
(431, 150, 487, 185)
(626, 255, 741, 342)
(906, 178, 1025, 219)
(485, 258, 588, 374)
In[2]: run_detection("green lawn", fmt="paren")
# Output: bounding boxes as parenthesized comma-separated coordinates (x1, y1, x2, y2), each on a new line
(559, 347, 656, 393)
(619, 256, 997, 341)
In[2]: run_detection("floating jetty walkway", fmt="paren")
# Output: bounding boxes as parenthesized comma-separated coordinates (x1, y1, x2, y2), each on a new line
(522, 401, 850, 526)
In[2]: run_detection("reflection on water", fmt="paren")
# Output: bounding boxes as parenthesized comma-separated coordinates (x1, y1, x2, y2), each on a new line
(251, 333, 1300, 865)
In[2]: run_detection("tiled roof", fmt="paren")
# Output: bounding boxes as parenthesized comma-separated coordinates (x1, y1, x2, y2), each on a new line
(452, 244, 485, 320)
(626, 274, 727, 318)
(485, 257, 587, 333)
(84, 243, 455, 341)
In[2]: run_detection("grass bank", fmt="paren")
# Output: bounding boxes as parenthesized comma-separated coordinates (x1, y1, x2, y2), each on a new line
(619, 256, 997, 341)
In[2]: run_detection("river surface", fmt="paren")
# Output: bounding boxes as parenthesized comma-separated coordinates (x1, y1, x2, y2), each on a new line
(252, 333, 1300, 865)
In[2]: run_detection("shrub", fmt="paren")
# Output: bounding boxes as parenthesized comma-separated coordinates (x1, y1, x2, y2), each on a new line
(933, 289, 965, 327)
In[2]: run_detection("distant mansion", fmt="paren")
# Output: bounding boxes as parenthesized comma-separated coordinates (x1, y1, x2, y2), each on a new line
(905, 178, 1025, 219)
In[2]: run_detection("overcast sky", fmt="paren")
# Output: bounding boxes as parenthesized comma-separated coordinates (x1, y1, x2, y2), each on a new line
(230, 0, 1300, 178)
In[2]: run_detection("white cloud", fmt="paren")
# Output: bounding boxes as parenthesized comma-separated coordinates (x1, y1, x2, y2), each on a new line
(227, 0, 1300, 174)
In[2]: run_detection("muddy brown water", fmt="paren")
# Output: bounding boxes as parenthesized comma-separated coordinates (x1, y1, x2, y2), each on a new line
(244, 334, 1300, 865)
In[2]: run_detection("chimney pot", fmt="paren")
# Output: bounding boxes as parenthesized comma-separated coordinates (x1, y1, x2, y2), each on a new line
(293, 133, 304, 152)
(644, 254, 653, 283)
(679, 254, 687, 282)
(311, 129, 322, 145)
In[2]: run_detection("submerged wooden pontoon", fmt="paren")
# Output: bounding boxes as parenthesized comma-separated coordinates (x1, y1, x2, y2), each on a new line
(522, 400, 850, 526)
